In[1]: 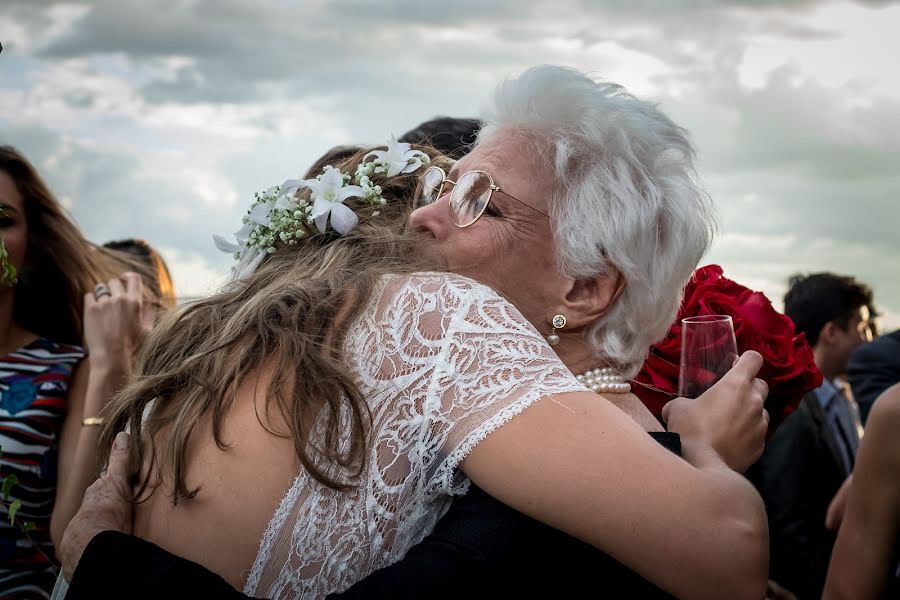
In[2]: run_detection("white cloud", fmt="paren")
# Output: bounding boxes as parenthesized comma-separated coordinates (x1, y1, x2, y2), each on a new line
(718, 232, 798, 251)
(157, 246, 228, 300)
(1, 0, 898, 335)
(737, 1, 900, 97)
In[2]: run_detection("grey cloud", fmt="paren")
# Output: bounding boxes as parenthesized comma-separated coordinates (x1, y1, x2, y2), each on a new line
(324, 0, 530, 25)
(677, 66, 900, 181)
(3, 123, 236, 259)
(577, 0, 896, 12)
(38, 0, 267, 60)
(706, 183, 900, 320)
(20, 0, 834, 108)
(4, 0, 899, 322)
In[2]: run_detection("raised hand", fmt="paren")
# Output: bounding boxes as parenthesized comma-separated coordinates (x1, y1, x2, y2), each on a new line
(83, 272, 152, 370)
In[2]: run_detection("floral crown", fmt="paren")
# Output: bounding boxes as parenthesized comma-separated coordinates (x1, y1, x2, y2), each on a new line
(214, 136, 430, 280)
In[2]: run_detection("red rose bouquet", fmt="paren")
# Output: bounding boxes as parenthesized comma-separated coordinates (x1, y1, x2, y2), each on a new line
(632, 265, 822, 434)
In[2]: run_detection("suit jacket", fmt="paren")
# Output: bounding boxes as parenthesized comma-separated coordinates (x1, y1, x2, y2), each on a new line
(847, 330, 900, 425)
(749, 392, 848, 600)
(66, 434, 681, 599)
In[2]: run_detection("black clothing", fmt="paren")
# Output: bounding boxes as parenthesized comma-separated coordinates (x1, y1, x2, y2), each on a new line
(67, 433, 681, 599)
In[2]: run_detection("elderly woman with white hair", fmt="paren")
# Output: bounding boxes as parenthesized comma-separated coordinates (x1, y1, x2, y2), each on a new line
(58, 66, 768, 600)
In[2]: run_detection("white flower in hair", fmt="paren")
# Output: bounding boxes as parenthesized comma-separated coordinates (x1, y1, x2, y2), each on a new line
(363, 134, 430, 177)
(232, 245, 267, 280)
(212, 233, 241, 255)
(213, 135, 434, 281)
(213, 184, 310, 280)
(289, 167, 365, 235)
(250, 189, 294, 227)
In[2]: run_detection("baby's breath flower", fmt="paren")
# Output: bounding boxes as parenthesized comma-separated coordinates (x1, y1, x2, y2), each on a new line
(215, 135, 432, 280)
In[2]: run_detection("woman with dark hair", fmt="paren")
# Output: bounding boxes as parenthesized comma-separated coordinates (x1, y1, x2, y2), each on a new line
(0, 146, 148, 596)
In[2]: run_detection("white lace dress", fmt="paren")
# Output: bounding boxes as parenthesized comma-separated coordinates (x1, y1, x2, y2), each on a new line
(240, 272, 584, 598)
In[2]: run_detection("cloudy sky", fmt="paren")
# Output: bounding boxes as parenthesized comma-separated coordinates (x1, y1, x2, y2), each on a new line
(1, 0, 898, 328)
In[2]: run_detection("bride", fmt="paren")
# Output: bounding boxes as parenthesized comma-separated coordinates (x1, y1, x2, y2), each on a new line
(97, 66, 769, 600)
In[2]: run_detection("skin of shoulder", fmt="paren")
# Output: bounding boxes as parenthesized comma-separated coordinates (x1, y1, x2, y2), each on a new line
(131, 367, 300, 591)
(824, 383, 900, 600)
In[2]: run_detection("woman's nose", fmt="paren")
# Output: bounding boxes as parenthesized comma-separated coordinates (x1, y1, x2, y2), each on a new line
(408, 195, 449, 239)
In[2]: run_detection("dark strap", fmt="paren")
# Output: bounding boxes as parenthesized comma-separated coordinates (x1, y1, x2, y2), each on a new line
(648, 431, 681, 455)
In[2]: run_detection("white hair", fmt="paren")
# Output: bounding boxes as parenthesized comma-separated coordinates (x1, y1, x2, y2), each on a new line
(478, 65, 717, 378)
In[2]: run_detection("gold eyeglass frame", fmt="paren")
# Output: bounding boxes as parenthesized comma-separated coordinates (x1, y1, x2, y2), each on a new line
(416, 165, 550, 228)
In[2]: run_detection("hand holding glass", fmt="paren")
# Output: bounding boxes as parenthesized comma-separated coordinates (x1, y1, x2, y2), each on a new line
(678, 315, 739, 398)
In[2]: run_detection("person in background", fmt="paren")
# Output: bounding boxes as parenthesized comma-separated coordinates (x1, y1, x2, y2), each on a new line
(847, 328, 900, 425)
(753, 272, 876, 600)
(102, 239, 176, 310)
(824, 382, 900, 599)
(399, 116, 480, 161)
(0, 146, 149, 597)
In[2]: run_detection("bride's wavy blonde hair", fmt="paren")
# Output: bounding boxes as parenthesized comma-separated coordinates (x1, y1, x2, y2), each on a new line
(99, 145, 450, 503)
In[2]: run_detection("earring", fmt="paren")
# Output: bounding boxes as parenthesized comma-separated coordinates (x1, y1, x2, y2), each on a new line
(547, 314, 566, 346)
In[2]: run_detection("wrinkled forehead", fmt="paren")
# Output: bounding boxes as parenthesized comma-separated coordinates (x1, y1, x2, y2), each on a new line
(452, 129, 555, 205)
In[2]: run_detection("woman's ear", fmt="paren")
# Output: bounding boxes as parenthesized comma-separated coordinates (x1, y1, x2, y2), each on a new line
(554, 271, 624, 330)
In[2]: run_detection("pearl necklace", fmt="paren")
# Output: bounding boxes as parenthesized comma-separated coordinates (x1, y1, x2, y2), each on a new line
(576, 367, 631, 394)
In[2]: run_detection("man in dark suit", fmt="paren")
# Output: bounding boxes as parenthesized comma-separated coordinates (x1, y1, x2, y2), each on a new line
(752, 272, 876, 600)
(847, 329, 900, 425)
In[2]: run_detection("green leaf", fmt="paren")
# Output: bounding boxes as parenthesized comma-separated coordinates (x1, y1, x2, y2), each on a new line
(21, 521, 36, 533)
(0, 238, 17, 286)
(8, 499, 21, 524)
(1, 474, 18, 501)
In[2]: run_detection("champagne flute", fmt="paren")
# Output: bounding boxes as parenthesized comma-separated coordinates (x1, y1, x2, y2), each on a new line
(678, 315, 739, 398)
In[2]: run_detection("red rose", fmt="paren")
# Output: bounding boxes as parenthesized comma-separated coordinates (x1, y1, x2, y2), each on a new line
(632, 264, 822, 434)
(634, 350, 679, 417)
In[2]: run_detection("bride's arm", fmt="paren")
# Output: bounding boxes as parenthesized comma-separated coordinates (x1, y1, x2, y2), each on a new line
(461, 352, 769, 600)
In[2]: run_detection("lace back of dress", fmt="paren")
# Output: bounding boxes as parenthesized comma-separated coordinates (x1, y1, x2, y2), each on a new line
(244, 273, 585, 599)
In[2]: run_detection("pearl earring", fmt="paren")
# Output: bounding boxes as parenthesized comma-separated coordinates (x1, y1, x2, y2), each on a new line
(547, 314, 566, 346)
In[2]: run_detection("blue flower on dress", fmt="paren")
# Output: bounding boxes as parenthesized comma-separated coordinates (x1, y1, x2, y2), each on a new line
(0, 379, 38, 415)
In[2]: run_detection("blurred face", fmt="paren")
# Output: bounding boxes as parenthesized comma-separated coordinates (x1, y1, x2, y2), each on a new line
(832, 305, 874, 370)
(0, 170, 28, 288)
(408, 131, 570, 328)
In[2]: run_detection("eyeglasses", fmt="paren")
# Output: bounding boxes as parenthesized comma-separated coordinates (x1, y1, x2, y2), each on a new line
(857, 305, 877, 342)
(413, 166, 549, 228)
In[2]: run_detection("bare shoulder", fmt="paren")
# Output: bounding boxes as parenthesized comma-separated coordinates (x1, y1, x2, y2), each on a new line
(132, 370, 299, 589)
(857, 383, 900, 490)
(864, 383, 900, 445)
(867, 382, 900, 423)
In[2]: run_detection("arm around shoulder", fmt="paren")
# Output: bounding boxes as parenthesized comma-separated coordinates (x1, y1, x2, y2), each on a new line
(460, 389, 768, 600)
